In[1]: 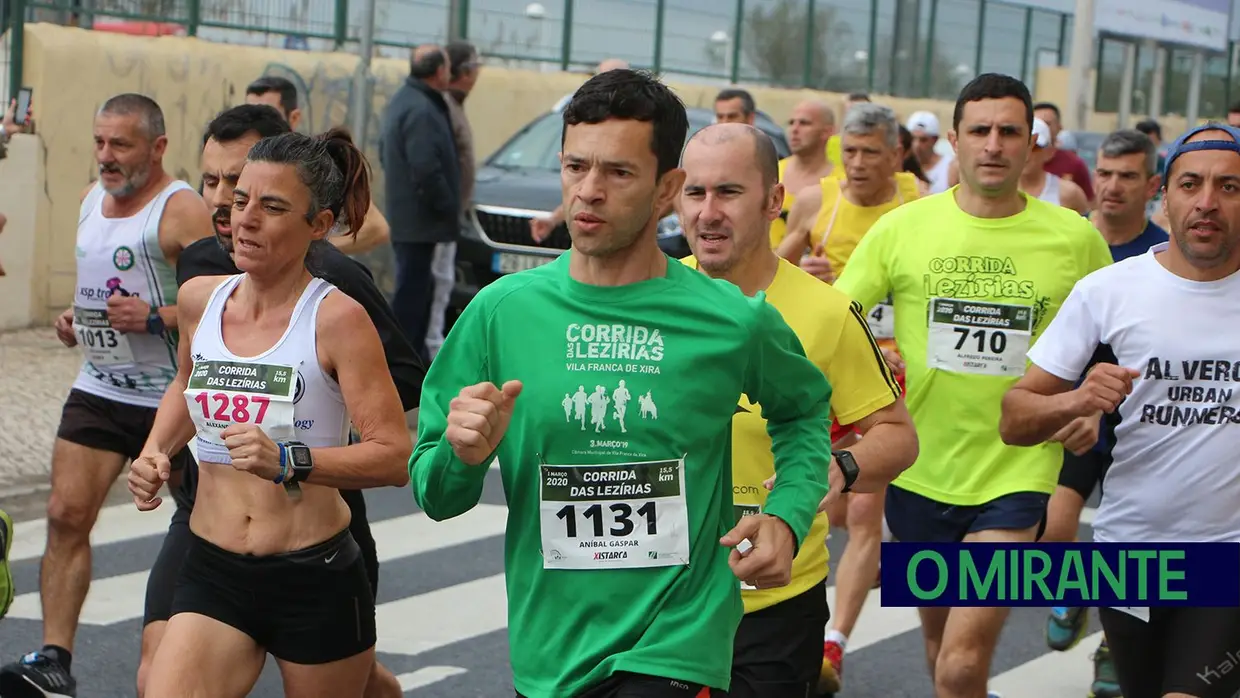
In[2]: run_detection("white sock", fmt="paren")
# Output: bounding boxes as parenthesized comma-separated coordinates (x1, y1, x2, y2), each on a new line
(825, 629, 848, 649)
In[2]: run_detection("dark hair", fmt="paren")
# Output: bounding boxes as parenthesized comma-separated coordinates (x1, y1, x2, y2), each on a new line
(1229, 101, 1240, 115)
(246, 76, 299, 115)
(446, 41, 478, 81)
(715, 88, 755, 116)
(898, 125, 930, 183)
(954, 73, 1034, 133)
(847, 92, 871, 102)
(1134, 119, 1162, 139)
(562, 69, 689, 177)
(1099, 129, 1158, 177)
(411, 46, 448, 79)
(1032, 101, 1061, 120)
(202, 104, 290, 148)
(246, 127, 371, 237)
(99, 93, 166, 139)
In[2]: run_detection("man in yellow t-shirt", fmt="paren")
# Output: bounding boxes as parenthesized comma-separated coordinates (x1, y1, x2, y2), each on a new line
(835, 73, 1112, 698)
(678, 122, 919, 698)
(826, 92, 870, 170)
(770, 99, 835, 249)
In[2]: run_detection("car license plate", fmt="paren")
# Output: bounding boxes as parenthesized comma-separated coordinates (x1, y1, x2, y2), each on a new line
(493, 252, 553, 275)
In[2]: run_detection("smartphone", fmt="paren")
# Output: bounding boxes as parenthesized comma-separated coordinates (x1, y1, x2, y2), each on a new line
(15, 87, 31, 126)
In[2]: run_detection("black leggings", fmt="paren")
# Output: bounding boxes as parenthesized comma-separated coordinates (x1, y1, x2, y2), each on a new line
(1099, 606, 1240, 698)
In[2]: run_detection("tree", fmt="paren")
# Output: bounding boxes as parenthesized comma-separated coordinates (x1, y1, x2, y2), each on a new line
(741, 0, 850, 87)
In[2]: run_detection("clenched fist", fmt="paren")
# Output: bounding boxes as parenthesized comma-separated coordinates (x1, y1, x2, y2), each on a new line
(1075, 364, 1140, 416)
(447, 380, 523, 466)
(129, 452, 171, 511)
(54, 307, 76, 348)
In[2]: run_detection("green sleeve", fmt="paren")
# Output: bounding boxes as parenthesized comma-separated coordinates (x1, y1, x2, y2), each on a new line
(742, 296, 833, 551)
(409, 297, 493, 521)
(834, 216, 894, 310)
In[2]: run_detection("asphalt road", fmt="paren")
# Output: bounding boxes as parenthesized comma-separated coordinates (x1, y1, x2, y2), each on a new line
(0, 468, 1105, 698)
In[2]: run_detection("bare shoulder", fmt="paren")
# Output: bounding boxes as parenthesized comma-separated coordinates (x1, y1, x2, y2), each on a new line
(316, 289, 371, 338)
(179, 275, 229, 319)
(1060, 177, 1089, 212)
(79, 181, 96, 202)
(163, 187, 212, 225)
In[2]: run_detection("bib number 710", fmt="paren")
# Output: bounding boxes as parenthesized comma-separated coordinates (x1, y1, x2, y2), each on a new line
(555, 502, 658, 538)
(953, 327, 1007, 354)
(192, 392, 271, 424)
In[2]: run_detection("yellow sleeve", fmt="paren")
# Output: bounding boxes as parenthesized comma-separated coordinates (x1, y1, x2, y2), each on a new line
(833, 214, 894, 310)
(823, 299, 902, 425)
(827, 135, 843, 169)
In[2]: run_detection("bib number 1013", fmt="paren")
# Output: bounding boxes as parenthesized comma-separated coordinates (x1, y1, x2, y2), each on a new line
(953, 327, 1007, 354)
(556, 502, 658, 538)
(76, 327, 119, 349)
(192, 392, 271, 424)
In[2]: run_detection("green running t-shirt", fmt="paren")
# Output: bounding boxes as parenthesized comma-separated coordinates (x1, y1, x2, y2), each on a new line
(836, 188, 1112, 506)
(410, 252, 833, 697)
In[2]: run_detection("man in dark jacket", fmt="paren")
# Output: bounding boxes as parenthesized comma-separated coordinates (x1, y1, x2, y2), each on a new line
(380, 44, 461, 363)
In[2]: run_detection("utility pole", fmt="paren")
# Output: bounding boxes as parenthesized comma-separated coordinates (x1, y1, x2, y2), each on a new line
(1066, 0, 1095, 132)
(348, 0, 377, 145)
(447, 0, 463, 40)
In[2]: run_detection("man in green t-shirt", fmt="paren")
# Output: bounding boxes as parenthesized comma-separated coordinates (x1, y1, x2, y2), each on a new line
(410, 69, 839, 698)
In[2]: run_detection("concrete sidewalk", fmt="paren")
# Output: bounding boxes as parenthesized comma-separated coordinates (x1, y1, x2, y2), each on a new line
(0, 327, 82, 493)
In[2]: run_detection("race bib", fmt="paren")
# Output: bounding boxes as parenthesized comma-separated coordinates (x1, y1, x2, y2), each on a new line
(183, 359, 297, 464)
(927, 298, 1033, 377)
(734, 504, 761, 590)
(539, 458, 691, 570)
(72, 306, 135, 366)
(867, 300, 895, 340)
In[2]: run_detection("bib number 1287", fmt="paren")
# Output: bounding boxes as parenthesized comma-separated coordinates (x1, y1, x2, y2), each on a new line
(192, 392, 271, 425)
(555, 502, 658, 538)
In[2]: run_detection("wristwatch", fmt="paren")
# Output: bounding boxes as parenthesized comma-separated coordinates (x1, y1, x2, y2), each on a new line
(146, 307, 166, 335)
(833, 450, 860, 493)
(284, 440, 314, 486)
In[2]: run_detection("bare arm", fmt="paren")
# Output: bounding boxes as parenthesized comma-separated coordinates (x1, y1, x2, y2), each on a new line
(141, 275, 219, 458)
(845, 399, 918, 492)
(155, 189, 215, 329)
(305, 292, 412, 489)
(999, 364, 1088, 446)
(1060, 178, 1091, 215)
(331, 198, 390, 256)
(775, 185, 822, 262)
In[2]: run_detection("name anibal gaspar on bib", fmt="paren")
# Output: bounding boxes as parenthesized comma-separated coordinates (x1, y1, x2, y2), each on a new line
(183, 358, 298, 463)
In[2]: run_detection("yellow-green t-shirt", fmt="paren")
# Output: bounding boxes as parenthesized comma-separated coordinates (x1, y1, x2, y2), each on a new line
(682, 255, 901, 613)
(827, 134, 843, 170)
(834, 188, 1113, 505)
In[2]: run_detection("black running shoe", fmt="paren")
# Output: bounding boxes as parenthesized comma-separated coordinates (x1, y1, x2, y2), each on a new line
(0, 651, 77, 698)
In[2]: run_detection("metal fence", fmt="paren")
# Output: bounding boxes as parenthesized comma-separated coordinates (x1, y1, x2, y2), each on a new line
(4, 0, 1240, 118)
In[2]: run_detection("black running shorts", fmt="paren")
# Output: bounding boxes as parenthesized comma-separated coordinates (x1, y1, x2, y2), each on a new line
(57, 388, 188, 469)
(518, 672, 705, 698)
(712, 578, 831, 698)
(1099, 605, 1240, 698)
(169, 528, 376, 664)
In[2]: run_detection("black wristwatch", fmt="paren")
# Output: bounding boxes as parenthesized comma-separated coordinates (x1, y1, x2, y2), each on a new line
(833, 450, 860, 493)
(146, 307, 166, 335)
(285, 441, 314, 485)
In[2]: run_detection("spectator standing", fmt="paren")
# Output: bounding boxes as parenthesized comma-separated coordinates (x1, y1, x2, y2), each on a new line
(426, 41, 480, 359)
(380, 44, 461, 363)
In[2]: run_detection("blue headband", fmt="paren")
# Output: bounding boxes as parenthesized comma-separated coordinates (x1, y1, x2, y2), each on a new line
(1162, 122, 1240, 181)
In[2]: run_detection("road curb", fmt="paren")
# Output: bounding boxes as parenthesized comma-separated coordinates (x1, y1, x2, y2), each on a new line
(0, 481, 51, 500)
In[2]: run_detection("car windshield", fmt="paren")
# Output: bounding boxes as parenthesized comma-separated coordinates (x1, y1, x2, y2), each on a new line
(488, 110, 784, 171)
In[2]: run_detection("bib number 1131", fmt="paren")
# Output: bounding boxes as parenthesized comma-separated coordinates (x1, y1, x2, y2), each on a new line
(192, 392, 271, 425)
(555, 501, 658, 538)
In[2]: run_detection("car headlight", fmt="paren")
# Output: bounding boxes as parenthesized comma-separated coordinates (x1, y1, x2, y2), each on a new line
(656, 213, 683, 239)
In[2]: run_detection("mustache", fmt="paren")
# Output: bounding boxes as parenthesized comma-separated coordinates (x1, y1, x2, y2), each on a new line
(98, 163, 124, 174)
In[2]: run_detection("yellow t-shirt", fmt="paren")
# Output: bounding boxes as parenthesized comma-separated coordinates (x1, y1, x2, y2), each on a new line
(682, 255, 902, 613)
(835, 187, 1113, 506)
(827, 134, 843, 170)
(770, 158, 796, 249)
(809, 173, 921, 277)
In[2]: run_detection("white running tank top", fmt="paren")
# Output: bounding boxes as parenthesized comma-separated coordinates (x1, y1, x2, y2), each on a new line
(926, 152, 954, 194)
(184, 275, 351, 465)
(1037, 175, 1062, 206)
(72, 180, 192, 408)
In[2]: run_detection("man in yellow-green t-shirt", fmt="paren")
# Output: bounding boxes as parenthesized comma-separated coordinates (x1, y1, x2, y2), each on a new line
(834, 74, 1112, 697)
(679, 121, 919, 697)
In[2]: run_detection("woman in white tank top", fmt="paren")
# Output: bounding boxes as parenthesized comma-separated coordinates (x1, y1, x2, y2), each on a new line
(128, 128, 412, 698)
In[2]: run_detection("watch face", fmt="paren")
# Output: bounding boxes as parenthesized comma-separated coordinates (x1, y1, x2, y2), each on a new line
(292, 447, 312, 467)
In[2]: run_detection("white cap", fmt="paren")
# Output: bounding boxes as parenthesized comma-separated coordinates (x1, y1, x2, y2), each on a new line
(906, 111, 940, 137)
(1032, 117, 1052, 148)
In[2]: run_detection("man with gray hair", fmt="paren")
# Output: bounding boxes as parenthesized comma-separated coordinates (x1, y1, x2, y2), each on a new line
(1039, 127, 1167, 698)
(0, 93, 213, 698)
(775, 100, 920, 695)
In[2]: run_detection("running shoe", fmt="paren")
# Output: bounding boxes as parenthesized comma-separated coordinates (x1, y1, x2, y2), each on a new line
(0, 651, 77, 698)
(1046, 606, 1089, 651)
(0, 508, 12, 620)
(1088, 640, 1122, 698)
(818, 640, 843, 694)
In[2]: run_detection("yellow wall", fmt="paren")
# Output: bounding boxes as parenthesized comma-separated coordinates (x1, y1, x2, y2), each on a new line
(0, 23, 1201, 328)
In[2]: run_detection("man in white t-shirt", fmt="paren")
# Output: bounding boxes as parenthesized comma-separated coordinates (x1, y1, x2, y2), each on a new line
(998, 122, 1240, 698)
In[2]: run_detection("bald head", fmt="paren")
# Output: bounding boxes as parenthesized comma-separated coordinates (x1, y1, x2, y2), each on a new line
(794, 99, 834, 125)
(411, 44, 450, 87)
(686, 123, 779, 191)
(595, 58, 630, 74)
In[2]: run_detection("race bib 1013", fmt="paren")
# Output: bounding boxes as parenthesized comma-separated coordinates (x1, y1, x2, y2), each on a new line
(73, 306, 135, 366)
(926, 298, 1033, 377)
(539, 458, 691, 570)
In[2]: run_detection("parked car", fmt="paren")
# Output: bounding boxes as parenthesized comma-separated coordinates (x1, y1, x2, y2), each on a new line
(445, 107, 792, 324)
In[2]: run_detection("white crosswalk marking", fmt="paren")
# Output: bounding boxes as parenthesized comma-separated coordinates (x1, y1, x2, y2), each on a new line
(0, 491, 1108, 696)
